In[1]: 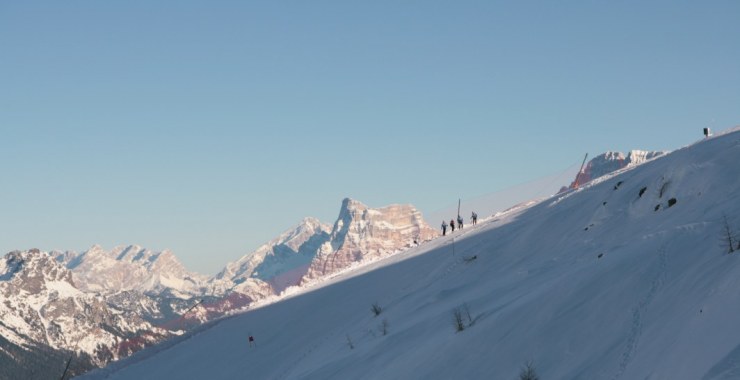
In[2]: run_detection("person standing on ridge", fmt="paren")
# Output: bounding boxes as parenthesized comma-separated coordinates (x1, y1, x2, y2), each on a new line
(471, 211, 478, 225)
(450, 218, 456, 232)
(457, 215, 464, 230)
(441, 220, 448, 236)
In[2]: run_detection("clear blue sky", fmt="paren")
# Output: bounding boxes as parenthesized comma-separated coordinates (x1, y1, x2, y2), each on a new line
(1, 1, 738, 275)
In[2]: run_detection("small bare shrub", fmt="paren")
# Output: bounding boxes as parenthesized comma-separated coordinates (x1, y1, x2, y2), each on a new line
(453, 308, 465, 332)
(452, 304, 474, 332)
(722, 215, 737, 254)
(371, 302, 383, 317)
(519, 361, 539, 380)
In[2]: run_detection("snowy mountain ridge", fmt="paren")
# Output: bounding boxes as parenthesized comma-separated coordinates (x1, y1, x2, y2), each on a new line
(212, 217, 332, 294)
(60, 244, 209, 298)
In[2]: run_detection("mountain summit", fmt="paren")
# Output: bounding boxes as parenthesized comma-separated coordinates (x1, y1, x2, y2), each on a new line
(215, 198, 437, 293)
(303, 198, 438, 282)
(64, 244, 208, 298)
(213, 217, 332, 294)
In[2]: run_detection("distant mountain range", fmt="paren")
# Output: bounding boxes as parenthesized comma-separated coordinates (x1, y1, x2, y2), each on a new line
(1, 198, 437, 378)
(0, 249, 172, 379)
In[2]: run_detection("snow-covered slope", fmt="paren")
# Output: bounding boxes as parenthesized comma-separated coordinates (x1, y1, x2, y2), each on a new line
(82, 128, 740, 380)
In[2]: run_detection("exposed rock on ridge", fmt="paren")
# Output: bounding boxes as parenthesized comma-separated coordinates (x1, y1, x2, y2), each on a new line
(302, 198, 438, 282)
(0, 250, 170, 373)
(568, 150, 665, 189)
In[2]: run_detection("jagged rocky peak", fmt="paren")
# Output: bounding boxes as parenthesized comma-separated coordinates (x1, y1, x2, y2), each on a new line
(215, 198, 439, 294)
(0, 249, 170, 373)
(108, 245, 181, 268)
(213, 217, 332, 294)
(51, 249, 78, 265)
(69, 244, 206, 296)
(303, 198, 438, 281)
(0, 249, 75, 291)
(278, 217, 332, 252)
(331, 197, 436, 241)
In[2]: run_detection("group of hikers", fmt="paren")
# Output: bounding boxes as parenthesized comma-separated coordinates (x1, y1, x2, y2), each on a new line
(441, 211, 478, 236)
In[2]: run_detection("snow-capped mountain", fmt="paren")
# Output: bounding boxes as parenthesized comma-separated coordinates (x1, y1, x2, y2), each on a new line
(82, 128, 740, 380)
(569, 150, 665, 189)
(2, 197, 440, 378)
(0, 249, 171, 378)
(215, 199, 438, 295)
(302, 198, 438, 282)
(63, 244, 208, 298)
(213, 217, 332, 294)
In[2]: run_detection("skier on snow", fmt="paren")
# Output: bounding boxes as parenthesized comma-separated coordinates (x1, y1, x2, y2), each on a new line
(441, 220, 448, 236)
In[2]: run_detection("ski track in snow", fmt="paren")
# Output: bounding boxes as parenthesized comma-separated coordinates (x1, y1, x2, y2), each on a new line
(612, 245, 668, 380)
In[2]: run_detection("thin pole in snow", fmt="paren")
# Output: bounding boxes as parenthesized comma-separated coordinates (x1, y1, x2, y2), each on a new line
(573, 153, 589, 189)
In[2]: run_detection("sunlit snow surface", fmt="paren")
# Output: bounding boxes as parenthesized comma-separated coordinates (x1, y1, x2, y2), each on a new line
(81, 128, 740, 380)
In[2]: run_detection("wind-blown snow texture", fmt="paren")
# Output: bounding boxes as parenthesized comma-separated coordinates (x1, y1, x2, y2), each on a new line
(84, 129, 740, 380)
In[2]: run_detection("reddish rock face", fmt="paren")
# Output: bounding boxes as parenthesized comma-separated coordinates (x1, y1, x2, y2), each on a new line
(302, 198, 438, 282)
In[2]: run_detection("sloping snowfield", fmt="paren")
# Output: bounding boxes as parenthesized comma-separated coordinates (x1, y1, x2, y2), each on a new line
(81, 128, 740, 380)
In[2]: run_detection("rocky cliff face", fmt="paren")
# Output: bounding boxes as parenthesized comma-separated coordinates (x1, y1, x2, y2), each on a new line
(568, 150, 665, 189)
(302, 198, 438, 282)
(215, 198, 438, 292)
(0, 250, 171, 376)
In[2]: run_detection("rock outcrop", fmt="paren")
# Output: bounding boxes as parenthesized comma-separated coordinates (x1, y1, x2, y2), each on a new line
(0, 250, 171, 376)
(568, 150, 665, 189)
(302, 198, 438, 282)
